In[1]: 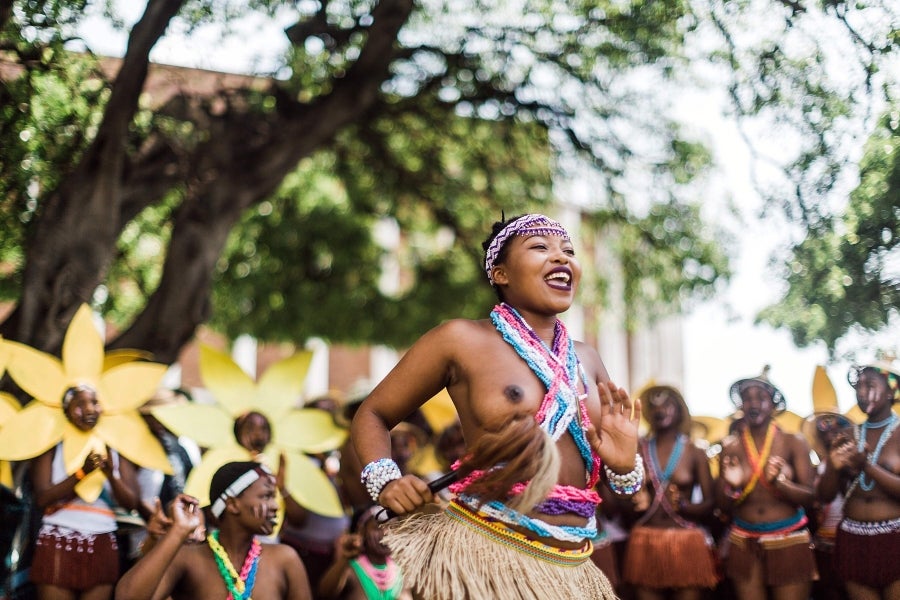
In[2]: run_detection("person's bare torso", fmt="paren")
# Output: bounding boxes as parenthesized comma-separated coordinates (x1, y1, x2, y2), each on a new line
(171, 544, 294, 600)
(723, 427, 803, 524)
(438, 318, 605, 520)
(844, 425, 900, 522)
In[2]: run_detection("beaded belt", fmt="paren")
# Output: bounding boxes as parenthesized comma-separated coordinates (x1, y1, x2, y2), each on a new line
(839, 516, 900, 536)
(445, 500, 593, 566)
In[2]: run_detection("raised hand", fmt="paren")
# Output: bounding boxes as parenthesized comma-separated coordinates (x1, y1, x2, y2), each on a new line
(169, 494, 203, 538)
(146, 498, 173, 539)
(333, 532, 363, 561)
(591, 381, 641, 473)
(721, 454, 747, 489)
(765, 455, 787, 483)
(82, 451, 107, 476)
(829, 437, 862, 473)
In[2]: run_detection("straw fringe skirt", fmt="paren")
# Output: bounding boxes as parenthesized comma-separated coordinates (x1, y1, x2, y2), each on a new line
(383, 504, 616, 600)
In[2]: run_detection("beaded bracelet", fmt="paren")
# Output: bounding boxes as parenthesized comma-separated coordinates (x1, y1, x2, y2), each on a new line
(603, 454, 644, 495)
(360, 458, 402, 503)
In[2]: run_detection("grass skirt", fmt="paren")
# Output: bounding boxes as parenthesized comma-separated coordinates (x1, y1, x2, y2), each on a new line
(622, 525, 720, 589)
(383, 502, 616, 599)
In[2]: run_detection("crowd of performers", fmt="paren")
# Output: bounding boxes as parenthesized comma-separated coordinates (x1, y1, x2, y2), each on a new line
(0, 213, 899, 600)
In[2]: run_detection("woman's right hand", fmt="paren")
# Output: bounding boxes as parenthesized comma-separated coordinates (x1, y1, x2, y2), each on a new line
(721, 454, 747, 489)
(377, 474, 433, 516)
(82, 451, 107, 475)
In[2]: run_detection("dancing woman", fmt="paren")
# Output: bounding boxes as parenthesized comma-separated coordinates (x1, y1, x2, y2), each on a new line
(351, 214, 642, 599)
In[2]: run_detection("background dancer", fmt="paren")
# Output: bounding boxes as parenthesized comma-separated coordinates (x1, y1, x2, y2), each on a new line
(817, 360, 900, 599)
(351, 213, 643, 599)
(715, 368, 817, 600)
(622, 383, 719, 599)
(115, 461, 312, 600)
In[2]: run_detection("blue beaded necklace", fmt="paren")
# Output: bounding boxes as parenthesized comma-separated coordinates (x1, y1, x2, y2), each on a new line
(648, 434, 686, 485)
(855, 414, 900, 492)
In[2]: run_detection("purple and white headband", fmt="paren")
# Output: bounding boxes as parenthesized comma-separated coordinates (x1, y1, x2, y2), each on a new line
(483, 214, 570, 283)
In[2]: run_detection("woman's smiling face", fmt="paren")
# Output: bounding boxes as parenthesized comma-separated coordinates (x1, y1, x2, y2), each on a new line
(64, 386, 102, 432)
(495, 233, 581, 312)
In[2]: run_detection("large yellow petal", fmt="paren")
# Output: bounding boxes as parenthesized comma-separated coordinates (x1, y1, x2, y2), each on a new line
(0, 403, 64, 460)
(61, 425, 105, 473)
(775, 410, 804, 434)
(199, 345, 257, 416)
(283, 450, 344, 517)
(62, 304, 105, 382)
(74, 468, 106, 503)
(420, 388, 459, 433)
(152, 403, 237, 449)
(183, 445, 253, 506)
(274, 409, 347, 454)
(4, 341, 68, 407)
(100, 362, 168, 413)
(256, 351, 313, 417)
(103, 349, 154, 371)
(0, 393, 20, 426)
(96, 413, 173, 474)
(812, 365, 839, 413)
(1, 461, 11, 488)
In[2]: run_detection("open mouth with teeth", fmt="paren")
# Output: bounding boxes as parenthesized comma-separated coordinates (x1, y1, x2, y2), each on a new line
(544, 270, 572, 289)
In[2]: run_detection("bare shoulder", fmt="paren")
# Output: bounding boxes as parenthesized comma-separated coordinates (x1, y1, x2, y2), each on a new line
(262, 542, 304, 567)
(784, 430, 811, 453)
(431, 318, 494, 342)
(573, 340, 607, 382)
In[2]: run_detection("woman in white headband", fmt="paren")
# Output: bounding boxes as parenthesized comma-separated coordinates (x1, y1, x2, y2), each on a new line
(116, 461, 313, 600)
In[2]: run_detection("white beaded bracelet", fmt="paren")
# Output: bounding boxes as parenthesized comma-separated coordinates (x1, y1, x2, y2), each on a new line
(603, 454, 644, 495)
(360, 458, 402, 503)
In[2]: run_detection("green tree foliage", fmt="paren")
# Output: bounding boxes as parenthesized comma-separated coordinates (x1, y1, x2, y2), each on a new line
(0, 0, 727, 362)
(758, 109, 900, 353)
(697, 0, 899, 353)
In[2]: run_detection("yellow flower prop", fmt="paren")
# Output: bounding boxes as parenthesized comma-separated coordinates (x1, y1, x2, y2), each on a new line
(0, 304, 171, 501)
(0, 346, 18, 488)
(153, 344, 347, 517)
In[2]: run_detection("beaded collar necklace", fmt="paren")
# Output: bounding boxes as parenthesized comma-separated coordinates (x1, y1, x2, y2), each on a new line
(349, 555, 404, 599)
(637, 434, 694, 528)
(648, 434, 686, 484)
(736, 422, 777, 503)
(207, 531, 261, 600)
(490, 303, 599, 486)
(847, 414, 900, 495)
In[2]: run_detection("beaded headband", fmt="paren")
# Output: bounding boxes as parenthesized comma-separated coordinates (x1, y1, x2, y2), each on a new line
(210, 463, 273, 518)
(484, 214, 570, 283)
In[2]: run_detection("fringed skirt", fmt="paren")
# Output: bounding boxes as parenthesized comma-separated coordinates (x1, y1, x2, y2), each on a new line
(383, 501, 617, 600)
(725, 527, 816, 587)
(622, 525, 720, 589)
(834, 516, 900, 588)
(30, 524, 119, 591)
